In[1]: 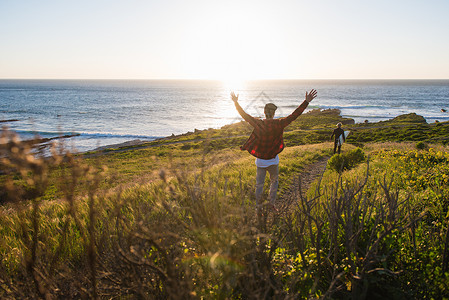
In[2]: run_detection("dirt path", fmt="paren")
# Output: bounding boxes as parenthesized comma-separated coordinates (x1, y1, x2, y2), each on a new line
(278, 155, 330, 212)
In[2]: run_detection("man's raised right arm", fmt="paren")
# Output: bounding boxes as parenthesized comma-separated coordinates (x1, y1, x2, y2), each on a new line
(231, 92, 258, 127)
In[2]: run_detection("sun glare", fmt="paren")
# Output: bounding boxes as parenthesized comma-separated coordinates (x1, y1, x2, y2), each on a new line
(180, 1, 286, 82)
(220, 72, 247, 92)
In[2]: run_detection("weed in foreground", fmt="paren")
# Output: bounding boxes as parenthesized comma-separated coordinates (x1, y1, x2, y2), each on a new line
(1, 129, 449, 299)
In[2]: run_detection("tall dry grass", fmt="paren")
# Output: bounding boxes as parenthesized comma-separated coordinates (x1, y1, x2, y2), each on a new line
(1, 129, 448, 299)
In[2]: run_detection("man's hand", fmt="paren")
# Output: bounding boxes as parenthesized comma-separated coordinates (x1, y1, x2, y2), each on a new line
(305, 89, 317, 103)
(230, 91, 239, 103)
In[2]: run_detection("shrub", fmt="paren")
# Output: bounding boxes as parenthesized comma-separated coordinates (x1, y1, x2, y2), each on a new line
(416, 141, 428, 150)
(327, 153, 345, 173)
(327, 147, 366, 173)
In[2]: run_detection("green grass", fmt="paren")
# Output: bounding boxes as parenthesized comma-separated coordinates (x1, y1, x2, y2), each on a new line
(345, 115, 449, 145)
(2, 111, 449, 298)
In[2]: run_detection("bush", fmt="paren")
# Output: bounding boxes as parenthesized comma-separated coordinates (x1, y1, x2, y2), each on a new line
(327, 147, 366, 173)
(327, 153, 345, 173)
(416, 141, 428, 150)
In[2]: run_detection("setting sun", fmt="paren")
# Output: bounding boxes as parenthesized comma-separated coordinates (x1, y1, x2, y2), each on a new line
(221, 76, 246, 93)
(178, 1, 289, 81)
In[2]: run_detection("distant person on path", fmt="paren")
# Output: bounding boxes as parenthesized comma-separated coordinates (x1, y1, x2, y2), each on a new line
(231, 89, 317, 210)
(331, 122, 345, 154)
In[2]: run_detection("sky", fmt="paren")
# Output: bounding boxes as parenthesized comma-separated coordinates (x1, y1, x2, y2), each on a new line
(1, 0, 449, 80)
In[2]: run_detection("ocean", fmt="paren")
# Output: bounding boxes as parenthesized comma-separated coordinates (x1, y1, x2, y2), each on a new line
(1, 79, 448, 153)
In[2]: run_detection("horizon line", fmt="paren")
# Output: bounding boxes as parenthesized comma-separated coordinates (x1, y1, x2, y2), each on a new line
(1, 78, 449, 81)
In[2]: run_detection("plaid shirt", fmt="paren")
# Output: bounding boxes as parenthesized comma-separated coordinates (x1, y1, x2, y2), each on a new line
(235, 100, 309, 159)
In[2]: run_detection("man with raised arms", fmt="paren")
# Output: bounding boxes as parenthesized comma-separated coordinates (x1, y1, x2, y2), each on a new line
(231, 89, 317, 210)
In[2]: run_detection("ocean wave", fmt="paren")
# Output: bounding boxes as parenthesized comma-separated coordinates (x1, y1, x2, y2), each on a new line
(1, 109, 39, 114)
(6, 129, 79, 137)
(5, 129, 162, 141)
(344, 115, 390, 119)
(319, 105, 385, 110)
(77, 132, 162, 140)
(281, 104, 322, 110)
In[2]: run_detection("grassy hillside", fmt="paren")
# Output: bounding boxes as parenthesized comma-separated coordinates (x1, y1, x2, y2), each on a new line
(1, 111, 449, 299)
